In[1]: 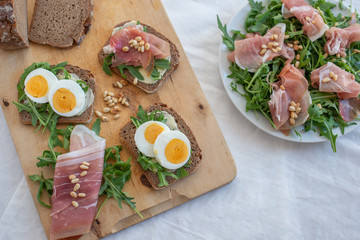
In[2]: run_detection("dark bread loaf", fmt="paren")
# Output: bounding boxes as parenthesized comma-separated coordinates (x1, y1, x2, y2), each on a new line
(0, 0, 29, 49)
(19, 64, 96, 124)
(29, 0, 92, 48)
(120, 103, 202, 190)
(98, 21, 180, 94)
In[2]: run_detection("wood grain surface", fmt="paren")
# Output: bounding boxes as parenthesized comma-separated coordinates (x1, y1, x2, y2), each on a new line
(0, 0, 236, 239)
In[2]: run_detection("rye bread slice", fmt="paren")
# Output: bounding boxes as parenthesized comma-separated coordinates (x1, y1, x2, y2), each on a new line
(28, 0, 92, 48)
(98, 21, 180, 94)
(119, 103, 202, 190)
(0, 0, 29, 49)
(19, 64, 96, 125)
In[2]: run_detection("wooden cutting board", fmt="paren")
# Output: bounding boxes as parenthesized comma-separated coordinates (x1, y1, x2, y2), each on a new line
(0, 0, 236, 239)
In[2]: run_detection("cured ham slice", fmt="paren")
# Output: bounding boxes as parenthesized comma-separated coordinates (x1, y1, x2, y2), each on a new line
(50, 125, 106, 240)
(109, 26, 170, 68)
(269, 63, 311, 130)
(282, 0, 329, 41)
(310, 62, 360, 99)
(339, 98, 360, 122)
(228, 23, 295, 72)
(324, 18, 360, 56)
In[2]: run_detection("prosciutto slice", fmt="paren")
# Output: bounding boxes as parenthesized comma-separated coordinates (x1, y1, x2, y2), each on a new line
(282, 0, 329, 41)
(339, 98, 360, 122)
(324, 16, 360, 56)
(109, 25, 170, 68)
(50, 125, 106, 240)
(228, 23, 295, 72)
(269, 63, 311, 131)
(310, 62, 360, 100)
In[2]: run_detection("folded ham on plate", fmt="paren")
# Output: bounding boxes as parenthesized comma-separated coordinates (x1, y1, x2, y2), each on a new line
(339, 98, 360, 122)
(50, 125, 106, 240)
(269, 62, 311, 132)
(228, 23, 295, 72)
(282, 0, 329, 41)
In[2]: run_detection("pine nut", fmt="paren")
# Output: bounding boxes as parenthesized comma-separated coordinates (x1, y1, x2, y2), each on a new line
(340, 52, 346, 58)
(334, 22, 339, 26)
(298, 45, 303, 50)
(141, 46, 145, 52)
(273, 34, 278, 40)
(71, 178, 79, 184)
(106, 99, 113, 105)
(268, 42, 273, 48)
(103, 107, 111, 113)
(145, 43, 151, 51)
(120, 80, 128, 86)
(353, 49, 360, 53)
(139, 40, 145, 46)
(296, 103, 300, 108)
(271, 48, 278, 53)
(322, 77, 331, 83)
(121, 97, 126, 105)
(118, 97, 123, 102)
(291, 101, 297, 107)
(280, 85, 285, 90)
(333, 74, 338, 81)
(276, 47, 282, 52)
(101, 116, 109, 122)
(80, 171, 87, 177)
(135, 36, 142, 42)
(296, 54, 300, 60)
(296, 107, 301, 114)
(289, 118, 295, 125)
(104, 96, 111, 102)
(73, 183, 80, 192)
(95, 111, 102, 117)
(108, 92, 115, 97)
(341, 59, 347, 63)
(291, 112, 298, 119)
(80, 164, 89, 170)
(108, 103, 115, 107)
(72, 201, 79, 208)
(312, 20, 316, 24)
(272, 42, 279, 47)
(114, 114, 121, 119)
(295, 61, 300, 68)
(116, 81, 123, 88)
(270, 35, 274, 40)
(70, 191, 77, 198)
(112, 97, 118, 103)
(124, 101, 130, 107)
(82, 161, 90, 166)
(114, 106, 121, 111)
(289, 106, 296, 112)
(294, 45, 299, 51)
(323, 53, 328, 59)
(317, 103, 322, 110)
(261, 44, 268, 49)
(110, 108, 119, 114)
(336, 53, 340, 58)
(128, 39, 135, 44)
(305, 16, 311, 22)
(260, 48, 267, 55)
(103, 91, 108, 98)
(78, 193, 86, 198)
(287, 43, 294, 48)
(294, 40, 300, 45)
(122, 46, 129, 52)
(329, 71, 334, 78)
(69, 175, 76, 180)
(284, 35, 289, 39)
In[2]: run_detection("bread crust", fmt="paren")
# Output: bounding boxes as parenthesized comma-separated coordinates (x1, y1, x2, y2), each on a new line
(119, 103, 202, 190)
(19, 64, 96, 125)
(0, 0, 29, 49)
(98, 21, 180, 94)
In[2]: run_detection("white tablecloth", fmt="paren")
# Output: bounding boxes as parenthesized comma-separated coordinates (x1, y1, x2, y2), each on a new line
(1, 0, 360, 239)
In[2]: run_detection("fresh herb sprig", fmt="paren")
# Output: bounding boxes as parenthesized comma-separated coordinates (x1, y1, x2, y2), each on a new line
(131, 106, 190, 187)
(29, 172, 53, 208)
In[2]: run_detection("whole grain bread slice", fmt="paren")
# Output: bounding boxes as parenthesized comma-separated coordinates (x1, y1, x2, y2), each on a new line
(0, 0, 29, 49)
(119, 103, 202, 190)
(28, 0, 92, 48)
(19, 64, 96, 125)
(98, 21, 180, 94)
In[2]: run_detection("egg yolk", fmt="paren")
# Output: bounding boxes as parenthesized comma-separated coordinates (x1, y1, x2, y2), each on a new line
(145, 123, 164, 144)
(165, 139, 189, 164)
(52, 88, 76, 113)
(25, 75, 48, 98)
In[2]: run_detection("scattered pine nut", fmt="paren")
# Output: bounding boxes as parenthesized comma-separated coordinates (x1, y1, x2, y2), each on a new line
(73, 183, 80, 192)
(268, 42, 273, 48)
(294, 40, 300, 45)
(261, 44, 268, 49)
(305, 16, 311, 22)
(72, 201, 79, 208)
(341, 59, 347, 63)
(287, 43, 294, 48)
(298, 45, 303, 50)
(135, 36, 142, 42)
(80, 171, 87, 177)
(112, 97, 118, 103)
(284, 35, 289, 39)
(106, 99, 113, 105)
(69, 175, 76, 180)
(329, 71, 334, 78)
(296, 107, 301, 114)
(133, 78, 138, 85)
(334, 22, 339, 26)
(289, 106, 296, 112)
(289, 118, 295, 125)
(80, 164, 89, 170)
(296, 54, 300, 60)
(103, 91, 108, 98)
(118, 97, 123, 103)
(333, 74, 338, 81)
(294, 45, 299, 51)
(317, 103, 322, 110)
(122, 46, 129, 52)
(108, 92, 115, 97)
(124, 101, 130, 107)
(271, 48, 278, 53)
(280, 85, 285, 90)
(312, 20, 316, 24)
(116, 81, 123, 88)
(104, 96, 111, 102)
(340, 52, 346, 58)
(322, 77, 331, 83)
(82, 161, 90, 166)
(295, 61, 300, 68)
(114, 114, 121, 119)
(101, 116, 109, 122)
(108, 103, 115, 107)
(291, 101, 297, 107)
(353, 49, 360, 53)
(145, 43, 151, 51)
(276, 47, 282, 52)
(121, 97, 127, 105)
(323, 53, 328, 59)
(70, 191, 77, 198)
(260, 48, 267, 55)
(71, 178, 79, 184)
(78, 193, 86, 198)
(291, 112, 298, 119)
(120, 80, 128, 86)
(336, 53, 340, 58)
(272, 42, 280, 47)
(103, 107, 111, 113)
(95, 111, 102, 117)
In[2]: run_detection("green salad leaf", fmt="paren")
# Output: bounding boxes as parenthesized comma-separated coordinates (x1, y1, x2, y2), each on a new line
(29, 172, 53, 208)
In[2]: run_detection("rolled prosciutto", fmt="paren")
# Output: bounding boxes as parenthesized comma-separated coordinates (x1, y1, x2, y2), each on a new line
(50, 125, 106, 240)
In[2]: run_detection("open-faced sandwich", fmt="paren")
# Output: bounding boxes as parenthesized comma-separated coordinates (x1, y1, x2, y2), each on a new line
(120, 103, 202, 190)
(14, 62, 96, 129)
(99, 20, 180, 93)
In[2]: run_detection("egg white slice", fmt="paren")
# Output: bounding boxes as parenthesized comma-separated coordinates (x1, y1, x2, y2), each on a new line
(24, 68, 58, 103)
(153, 130, 191, 170)
(135, 121, 170, 157)
(48, 80, 85, 117)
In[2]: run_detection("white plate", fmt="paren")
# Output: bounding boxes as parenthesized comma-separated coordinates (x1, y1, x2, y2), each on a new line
(218, 1, 359, 143)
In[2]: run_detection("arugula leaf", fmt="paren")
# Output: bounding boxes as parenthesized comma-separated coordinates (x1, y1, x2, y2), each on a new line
(92, 118, 101, 136)
(217, 15, 244, 51)
(154, 59, 171, 70)
(29, 172, 53, 208)
(103, 53, 115, 76)
(118, 64, 144, 80)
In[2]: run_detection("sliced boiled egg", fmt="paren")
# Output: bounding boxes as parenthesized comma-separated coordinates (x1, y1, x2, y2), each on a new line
(24, 68, 58, 103)
(135, 121, 170, 157)
(48, 80, 85, 117)
(153, 130, 191, 170)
